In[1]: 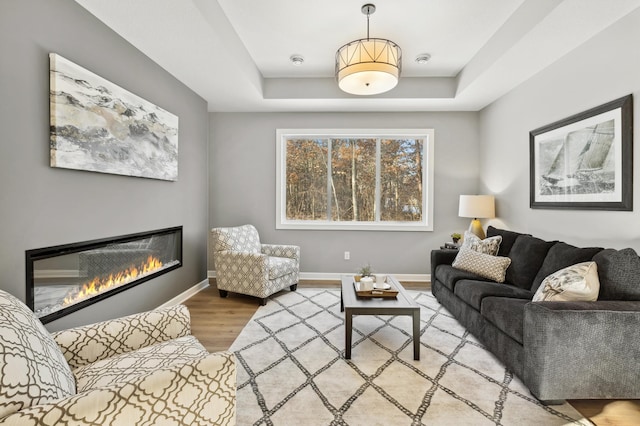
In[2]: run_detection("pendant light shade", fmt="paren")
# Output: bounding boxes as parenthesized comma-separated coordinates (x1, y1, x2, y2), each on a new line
(336, 38, 401, 95)
(335, 4, 402, 96)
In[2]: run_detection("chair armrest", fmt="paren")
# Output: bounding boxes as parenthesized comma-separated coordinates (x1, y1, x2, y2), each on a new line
(52, 304, 191, 369)
(430, 249, 458, 281)
(216, 251, 269, 270)
(0, 352, 236, 426)
(261, 244, 300, 260)
(523, 301, 640, 400)
(215, 251, 270, 284)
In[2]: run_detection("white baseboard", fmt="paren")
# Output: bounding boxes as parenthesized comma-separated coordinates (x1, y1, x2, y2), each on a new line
(157, 278, 210, 308)
(165, 272, 430, 309)
(207, 271, 430, 283)
(300, 272, 430, 282)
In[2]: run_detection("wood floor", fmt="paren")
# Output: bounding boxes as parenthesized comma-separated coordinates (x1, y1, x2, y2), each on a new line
(184, 280, 640, 426)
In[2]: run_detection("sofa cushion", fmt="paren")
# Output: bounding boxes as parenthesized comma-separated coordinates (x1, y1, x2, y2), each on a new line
(531, 243, 603, 293)
(481, 297, 530, 344)
(452, 248, 511, 283)
(454, 280, 533, 311)
(486, 226, 530, 257)
(74, 335, 208, 392)
(461, 231, 502, 255)
(434, 264, 491, 292)
(527, 299, 640, 312)
(593, 248, 640, 300)
(533, 262, 600, 302)
(505, 236, 556, 290)
(0, 290, 76, 418)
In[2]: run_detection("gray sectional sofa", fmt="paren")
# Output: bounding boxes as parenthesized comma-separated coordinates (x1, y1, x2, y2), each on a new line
(430, 226, 640, 402)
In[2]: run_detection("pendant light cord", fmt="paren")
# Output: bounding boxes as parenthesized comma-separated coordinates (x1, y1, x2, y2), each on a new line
(366, 10, 370, 39)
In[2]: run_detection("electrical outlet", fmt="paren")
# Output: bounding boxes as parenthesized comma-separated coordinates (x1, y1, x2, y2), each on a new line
(344, 251, 350, 260)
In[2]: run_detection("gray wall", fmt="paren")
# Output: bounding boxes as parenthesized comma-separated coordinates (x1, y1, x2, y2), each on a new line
(478, 8, 640, 251)
(0, 0, 209, 331)
(209, 112, 480, 276)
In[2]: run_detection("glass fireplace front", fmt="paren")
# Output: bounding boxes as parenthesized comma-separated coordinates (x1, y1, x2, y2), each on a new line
(26, 226, 182, 324)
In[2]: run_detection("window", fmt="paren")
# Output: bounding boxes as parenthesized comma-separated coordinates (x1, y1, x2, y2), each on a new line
(276, 129, 434, 231)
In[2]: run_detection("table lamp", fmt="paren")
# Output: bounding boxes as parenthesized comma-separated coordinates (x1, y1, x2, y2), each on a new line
(458, 195, 495, 239)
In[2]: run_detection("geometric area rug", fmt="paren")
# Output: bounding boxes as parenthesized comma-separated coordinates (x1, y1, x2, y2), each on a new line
(229, 289, 592, 425)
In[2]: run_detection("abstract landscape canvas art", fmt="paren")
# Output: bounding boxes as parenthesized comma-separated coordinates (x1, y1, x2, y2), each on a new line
(49, 53, 179, 181)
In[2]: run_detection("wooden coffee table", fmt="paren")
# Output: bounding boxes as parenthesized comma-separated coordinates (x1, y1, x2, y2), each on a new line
(340, 275, 421, 360)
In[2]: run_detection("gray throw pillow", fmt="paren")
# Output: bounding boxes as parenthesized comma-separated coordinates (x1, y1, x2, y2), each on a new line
(486, 226, 529, 257)
(593, 248, 640, 300)
(505, 235, 555, 290)
(452, 247, 511, 283)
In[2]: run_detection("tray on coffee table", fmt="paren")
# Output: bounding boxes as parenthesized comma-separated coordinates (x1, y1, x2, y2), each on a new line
(352, 280, 398, 298)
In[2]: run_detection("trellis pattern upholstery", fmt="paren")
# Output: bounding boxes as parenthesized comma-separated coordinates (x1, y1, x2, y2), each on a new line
(72, 336, 209, 392)
(0, 291, 236, 425)
(0, 290, 76, 418)
(211, 225, 300, 304)
(53, 304, 192, 369)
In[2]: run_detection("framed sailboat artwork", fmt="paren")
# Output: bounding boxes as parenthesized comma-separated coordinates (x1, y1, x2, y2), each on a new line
(530, 95, 633, 210)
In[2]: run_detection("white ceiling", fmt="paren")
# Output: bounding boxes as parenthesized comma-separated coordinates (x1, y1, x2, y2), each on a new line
(75, 0, 640, 112)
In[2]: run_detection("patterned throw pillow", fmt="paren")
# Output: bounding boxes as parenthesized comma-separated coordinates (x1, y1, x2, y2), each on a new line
(461, 231, 502, 256)
(532, 261, 600, 302)
(452, 247, 512, 283)
(0, 290, 76, 418)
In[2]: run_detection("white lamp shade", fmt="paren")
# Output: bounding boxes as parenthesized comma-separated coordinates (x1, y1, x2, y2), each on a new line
(458, 195, 495, 219)
(336, 38, 401, 95)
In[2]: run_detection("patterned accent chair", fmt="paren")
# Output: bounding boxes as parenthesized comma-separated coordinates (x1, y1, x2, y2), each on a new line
(0, 290, 236, 425)
(210, 224, 300, 305)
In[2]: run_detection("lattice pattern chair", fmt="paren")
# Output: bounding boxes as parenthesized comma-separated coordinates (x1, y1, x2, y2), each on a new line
(0, 290, 236, 425)
(210, 224, 300, 305)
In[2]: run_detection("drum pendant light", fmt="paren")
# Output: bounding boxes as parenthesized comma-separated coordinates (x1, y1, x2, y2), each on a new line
(335, 4, 402, 95)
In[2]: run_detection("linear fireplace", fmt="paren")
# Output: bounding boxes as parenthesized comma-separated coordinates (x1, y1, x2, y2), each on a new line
(26, 226, 182, 324)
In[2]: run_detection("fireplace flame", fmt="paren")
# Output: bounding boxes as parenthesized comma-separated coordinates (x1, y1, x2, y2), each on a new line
(63, 255, 163, 306)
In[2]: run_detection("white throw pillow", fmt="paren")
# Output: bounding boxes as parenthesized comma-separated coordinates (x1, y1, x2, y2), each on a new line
(452, 247, 511, 283)
(461, 231, 502, 256)
(532, 261, 600, 302)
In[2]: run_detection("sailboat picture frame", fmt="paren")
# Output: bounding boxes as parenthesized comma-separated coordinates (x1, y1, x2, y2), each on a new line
(530, 94, 633, 210)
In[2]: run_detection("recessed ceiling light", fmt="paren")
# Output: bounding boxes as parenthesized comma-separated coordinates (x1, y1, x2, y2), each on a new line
(415, 54, 431, 64)
(290, 55, 304, 66)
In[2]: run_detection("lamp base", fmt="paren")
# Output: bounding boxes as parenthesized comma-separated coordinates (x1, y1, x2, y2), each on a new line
(468, 219, 485, 239)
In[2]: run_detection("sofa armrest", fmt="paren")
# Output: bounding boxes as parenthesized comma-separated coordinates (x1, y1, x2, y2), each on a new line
(523, 301, 640, 400)
(261, 244, 300, 260)
(0, 352, 236, 426)
(430, 249, 458, 281)
(52, 304, 191, 370)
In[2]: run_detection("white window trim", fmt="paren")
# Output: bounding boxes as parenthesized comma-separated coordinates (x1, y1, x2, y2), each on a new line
(276, 129, 435, 232)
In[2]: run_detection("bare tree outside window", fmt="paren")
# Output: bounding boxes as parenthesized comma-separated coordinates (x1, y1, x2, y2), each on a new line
(277, 130, 434, 231)
(331, 138, 376, 221)
(285, 138, 328, 221)
(381, 138, 423, 222)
